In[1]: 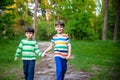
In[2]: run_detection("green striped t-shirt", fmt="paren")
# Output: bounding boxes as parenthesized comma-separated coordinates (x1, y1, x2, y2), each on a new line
(15, 38, 42, 60)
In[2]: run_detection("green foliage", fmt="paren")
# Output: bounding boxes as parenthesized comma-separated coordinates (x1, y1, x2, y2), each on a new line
(53, 0, 96, 40)
(0, 0, 120, 41)
(0, 13, 15, 38)
(94, 15, 104, 40)
(0, 0, 14, 10)
(36, 19, 55, 40)
(66, 12, 96, 40)
(24, 16, 33, 26)
(0, 0, 33, 40)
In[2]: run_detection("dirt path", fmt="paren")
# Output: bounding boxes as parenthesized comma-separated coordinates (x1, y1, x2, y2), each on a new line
(34, 42, 91, 80)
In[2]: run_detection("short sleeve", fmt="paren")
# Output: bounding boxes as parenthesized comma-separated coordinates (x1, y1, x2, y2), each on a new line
(50, 37, 54, 46)
(66, 35, 71, 45)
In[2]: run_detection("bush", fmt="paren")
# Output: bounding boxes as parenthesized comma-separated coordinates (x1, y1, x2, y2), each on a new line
(37, 20, 55, 40)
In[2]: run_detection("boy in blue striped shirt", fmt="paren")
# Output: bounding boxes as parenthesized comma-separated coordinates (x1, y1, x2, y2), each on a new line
(43, 20, 71, 80)
(14, 27, 42, 80)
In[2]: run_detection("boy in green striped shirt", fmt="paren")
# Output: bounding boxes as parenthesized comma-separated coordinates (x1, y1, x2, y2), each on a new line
(14, 27, 42, 80)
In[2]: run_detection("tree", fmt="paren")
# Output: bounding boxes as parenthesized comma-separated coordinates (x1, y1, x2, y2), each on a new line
(33, 0, 38, 39)
(113, 0, 120, 40)
(102, 0, 109, 40)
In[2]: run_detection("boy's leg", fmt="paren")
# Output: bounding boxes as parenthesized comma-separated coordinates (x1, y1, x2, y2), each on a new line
(23, 60, 29, 80)
(27, 60, 35, 80)
(62, 58, 67, 80)
(55, 57, 63, 80)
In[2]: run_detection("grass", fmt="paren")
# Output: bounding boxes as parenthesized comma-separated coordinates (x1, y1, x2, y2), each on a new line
(0, 39, 120, 80)
(0, 38, 23, 80)
(69, 40, 120, 80)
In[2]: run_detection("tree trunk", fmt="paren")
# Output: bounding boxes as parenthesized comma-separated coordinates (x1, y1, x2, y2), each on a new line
(113, 0, 120, 40)
(26, 0, 28, 17)
(44, 0, 52, 21)
(102, 0, 109, 40)
(33, 0, 38, 39)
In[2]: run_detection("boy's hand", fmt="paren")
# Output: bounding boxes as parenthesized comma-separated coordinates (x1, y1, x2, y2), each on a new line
(66, 55, 74, 60)
(66, 56, 70, 60)
(14, 57, 17, 61)
(41, 52, 47, 57)
(65, 55, 71, 60)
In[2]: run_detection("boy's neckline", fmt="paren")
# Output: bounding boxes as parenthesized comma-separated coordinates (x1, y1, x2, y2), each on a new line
(56, 33, 65, 36)
(26, 38, 33, 40)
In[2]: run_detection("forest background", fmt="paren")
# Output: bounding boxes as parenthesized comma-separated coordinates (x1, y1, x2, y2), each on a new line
(0, 0, 120, 41)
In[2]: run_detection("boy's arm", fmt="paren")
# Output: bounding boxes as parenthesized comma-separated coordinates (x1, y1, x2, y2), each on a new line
(34, 42, 42, 56)
(42, 44, 53, 57)
(14, 41, 22, 61)
(66, 43, 71, 60)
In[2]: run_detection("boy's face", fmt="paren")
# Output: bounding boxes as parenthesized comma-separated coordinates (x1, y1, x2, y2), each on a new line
(25, 32, 34, 39)
(55, 25, 64, 34)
